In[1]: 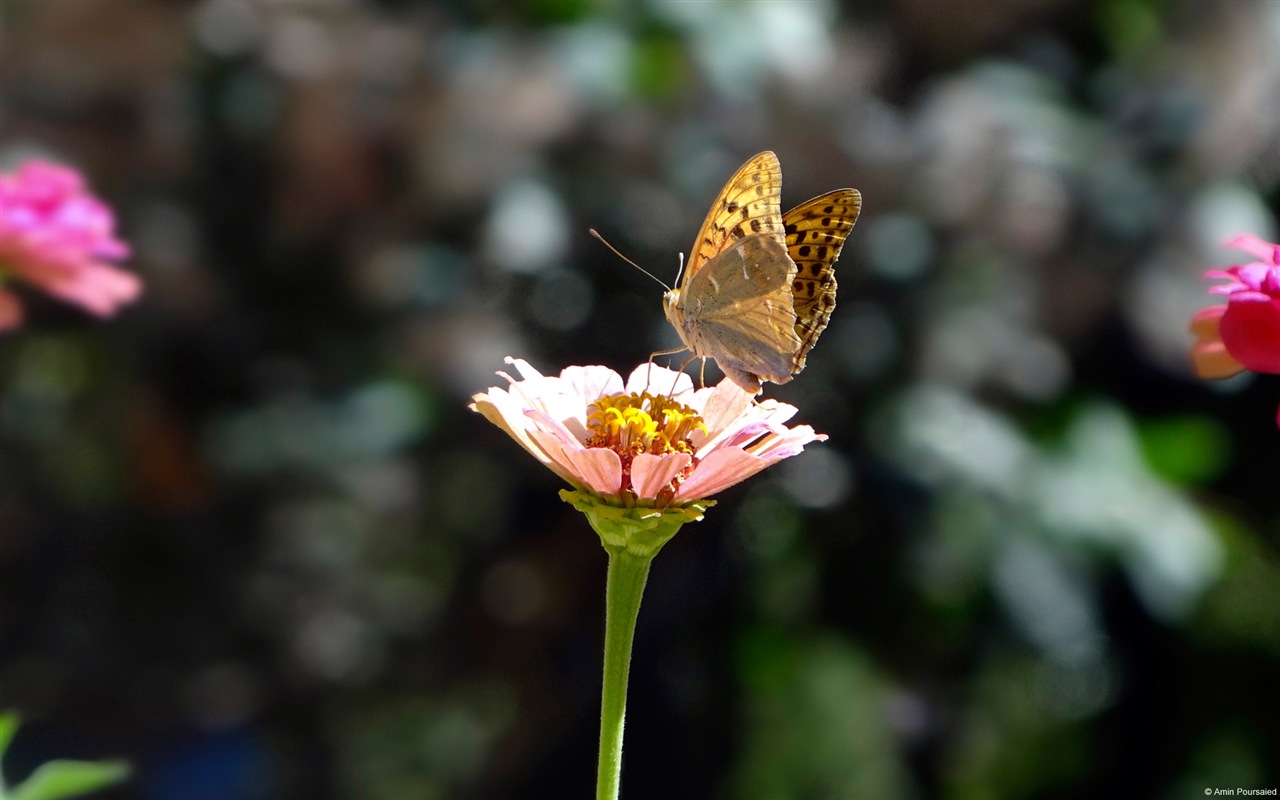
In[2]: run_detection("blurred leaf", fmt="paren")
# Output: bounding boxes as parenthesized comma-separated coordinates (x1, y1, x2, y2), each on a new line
(1136, 415, 1230, 485)
(1096, 0, 1163, 57)
(519, 0, 594, 25)
(1165, 726, 1266, 800)
(9, 761, 129, 800)
(1190, 520, 1280, 658)
(734, 628, 915, 799)
(631, 31, 687, 100)
(0, 712, 18, 760)
(946, 648, 1094, 800)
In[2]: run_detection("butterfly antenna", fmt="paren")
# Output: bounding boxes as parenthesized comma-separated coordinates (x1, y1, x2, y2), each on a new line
(589, 229, 670, 291)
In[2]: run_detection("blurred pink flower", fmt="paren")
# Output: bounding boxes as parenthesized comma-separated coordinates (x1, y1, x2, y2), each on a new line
(470, 358, 826, 507)
(0, 159, 140, 331)
(1191, 234, 1280, 424)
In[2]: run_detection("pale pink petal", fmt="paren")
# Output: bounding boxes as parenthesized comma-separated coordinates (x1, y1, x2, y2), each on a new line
(675, 447, 773, 501)
(749, 426, 827, 459)
(471, 393, 578, 485)
(504, 357, 546, 381)
(525, 408, 584, 447)
(20, 260, 142, 316)
(529, 430, 623, 495)
(625, 362, 694, 398)
(1226, 234, 1280, 265)
(475, 384, 536, 435)
(562, 364, 624, 404)
(496, 361, 611, 445)
(0, 290, 23, 331)
(631, 452, 692, 501)
(691, 386, 771, 453)
(505, 372, 590, 432)
(694, 394, 799, 456)
(754, 398, 799, 426)
(695, 379, 755, 437)
(721, 421, 783, 450)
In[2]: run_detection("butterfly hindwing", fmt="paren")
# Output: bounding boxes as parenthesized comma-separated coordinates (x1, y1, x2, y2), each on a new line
(782, 188, 861, 373)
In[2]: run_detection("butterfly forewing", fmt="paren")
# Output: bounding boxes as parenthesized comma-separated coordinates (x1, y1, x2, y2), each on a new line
(686, 152, 785, 280)
(783, 188, 862, 372)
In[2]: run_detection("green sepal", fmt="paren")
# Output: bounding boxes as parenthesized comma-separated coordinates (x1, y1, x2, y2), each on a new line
(559, 489, 714, 558)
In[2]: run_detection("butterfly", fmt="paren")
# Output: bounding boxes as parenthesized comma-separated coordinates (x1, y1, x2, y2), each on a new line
(662, 151, 861, 393)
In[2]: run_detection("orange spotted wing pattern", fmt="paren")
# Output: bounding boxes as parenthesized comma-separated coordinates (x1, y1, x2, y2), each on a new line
(782, 189, 862, 373)
(684, 151, 786, 279)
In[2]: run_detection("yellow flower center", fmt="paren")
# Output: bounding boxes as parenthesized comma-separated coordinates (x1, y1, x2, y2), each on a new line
(585, 391, 706, 506)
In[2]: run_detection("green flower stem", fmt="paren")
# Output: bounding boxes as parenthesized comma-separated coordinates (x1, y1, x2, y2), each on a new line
(596, 547, 653, 800)
(559, 489, 714, 800)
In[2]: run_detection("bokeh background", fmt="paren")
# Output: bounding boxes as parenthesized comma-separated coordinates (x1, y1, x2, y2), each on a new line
(2, 0, 1279, 798)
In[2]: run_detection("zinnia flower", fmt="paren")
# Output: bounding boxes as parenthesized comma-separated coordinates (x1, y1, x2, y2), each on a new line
(472, 357, 829, 798)
(0, 159, 140, 331)
(1190, 234, 1280, 424)
(470, 357, 826, 514)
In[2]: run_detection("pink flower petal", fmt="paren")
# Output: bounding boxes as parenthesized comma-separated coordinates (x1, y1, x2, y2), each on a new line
(676, 447, 773, 501)
(749, 425, 827, 460)
(1226, 234, 1280, 265)
(695, 380, 755, 439)
(23, 261, 142, 317)
(1220, 290, 1280, 374)
(473, 361, 827, 507)
(525, 408, 583, 447)
(562, 364, 625, 404)
(504, 371, 592, 435)
(0, 159, 139, 328)
(631, 452, 692, 501)
(625, 363, 694, 398)
(471, 392, 579, 486)
(529, 430, 622, 495)
(695, 395, 799, 456)
(504, 357, 545, 381)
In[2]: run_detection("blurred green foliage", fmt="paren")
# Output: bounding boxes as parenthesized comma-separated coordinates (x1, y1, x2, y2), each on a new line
(0, 714, 128, 800)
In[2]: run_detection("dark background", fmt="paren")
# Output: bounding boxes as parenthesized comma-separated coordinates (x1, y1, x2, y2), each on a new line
(1, 0, 1279, 798)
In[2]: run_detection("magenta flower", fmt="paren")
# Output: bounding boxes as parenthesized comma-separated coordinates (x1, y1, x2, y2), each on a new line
(471, 357, 826, 510)
(1190, 234, 1280, 424)
(0, 159, 140, 331)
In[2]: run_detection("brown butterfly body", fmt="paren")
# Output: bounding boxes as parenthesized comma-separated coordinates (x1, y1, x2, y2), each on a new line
(663, 152, 861, 393)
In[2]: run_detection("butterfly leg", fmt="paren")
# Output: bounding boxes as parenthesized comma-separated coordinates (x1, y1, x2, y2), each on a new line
(645, 346, 689, 394)
(675, 353, 699, 387)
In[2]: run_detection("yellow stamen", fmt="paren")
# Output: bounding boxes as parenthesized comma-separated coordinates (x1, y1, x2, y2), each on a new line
(585, 391, 706, 505)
